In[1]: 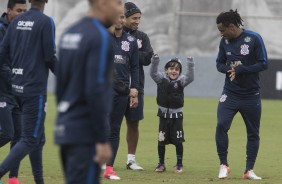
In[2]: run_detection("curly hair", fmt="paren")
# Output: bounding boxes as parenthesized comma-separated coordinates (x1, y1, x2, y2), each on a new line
(216, 9, 244, 27)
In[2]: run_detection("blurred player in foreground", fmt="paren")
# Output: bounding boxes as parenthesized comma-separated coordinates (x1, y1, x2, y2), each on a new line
(55, 0, 122, 183)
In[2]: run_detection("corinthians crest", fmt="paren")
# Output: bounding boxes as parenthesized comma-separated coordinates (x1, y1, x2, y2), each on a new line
(158, 131, 165, 142)
(121, 41, 130, 52)
(137, 39, 142, 49)
(219, 94, 227, 103)
(240, 44, 249, 56)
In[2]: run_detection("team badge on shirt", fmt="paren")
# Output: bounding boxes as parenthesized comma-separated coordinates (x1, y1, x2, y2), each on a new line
(225, 39, 229, 44)
(244, 36, 252, 43)
(219, 94, 227, 103)
(174, 82, 178, 88)
(121, 41, 130, 52)
(137, 39, 142, 48)
(240, 44, 249, 55)
(158, 131, 166, 142)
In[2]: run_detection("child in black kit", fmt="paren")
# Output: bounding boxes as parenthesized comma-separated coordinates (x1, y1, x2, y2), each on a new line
(150, 54, 194, 173)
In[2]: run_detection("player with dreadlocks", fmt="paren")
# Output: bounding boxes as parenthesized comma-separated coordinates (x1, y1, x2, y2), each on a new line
(215, 9, 267, 180)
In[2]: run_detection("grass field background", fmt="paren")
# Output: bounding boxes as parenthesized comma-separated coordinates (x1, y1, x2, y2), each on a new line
(1, 95, 282, 184)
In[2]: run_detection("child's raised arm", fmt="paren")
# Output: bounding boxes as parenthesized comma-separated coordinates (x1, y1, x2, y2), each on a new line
(150, 54, 165, 84)
(180, 57, 195, 87)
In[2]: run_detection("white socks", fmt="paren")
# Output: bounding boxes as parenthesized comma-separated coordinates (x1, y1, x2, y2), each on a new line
(127, 154, 135, 162)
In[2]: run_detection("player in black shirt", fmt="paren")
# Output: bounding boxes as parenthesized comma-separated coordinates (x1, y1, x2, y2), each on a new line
(123, 2, 154, 170)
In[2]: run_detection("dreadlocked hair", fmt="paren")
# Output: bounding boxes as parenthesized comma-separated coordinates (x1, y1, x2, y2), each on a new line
(216, 9, 244, 27)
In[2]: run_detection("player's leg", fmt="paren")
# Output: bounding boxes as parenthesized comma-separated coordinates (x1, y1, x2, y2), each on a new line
(239, 95, 262, 180)
(0, 97, 14, 147)
(8, 107, 22, 183)
(171, 116, 185, 173)
(125, 93, 144, 170)
(29, 134, 46, 184)
(60, 144, 101, 184)
(104, 94, 128, 180)
(155, 117, 167, 172)
(0, 95, 46, 179)
(216, 93, 238, 178)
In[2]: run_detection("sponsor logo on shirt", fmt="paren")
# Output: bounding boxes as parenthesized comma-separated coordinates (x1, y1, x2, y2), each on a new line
(244, 36, 252, 43)
(0, 102, 7, 108)
(114, 55, 127, 64)
(60, 33, 82, 50)
(12, 84, 24, 93)
(12, 68, 23, 75)
(137, 39, 142, 48)
(240, 44, 249, 56)
(17, 21, 34, 31)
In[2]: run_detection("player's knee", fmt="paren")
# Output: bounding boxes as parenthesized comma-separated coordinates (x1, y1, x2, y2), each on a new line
(0, 132, 13, 147)
(109, 131, 121, 140)
(158, 142, 165, 147)
(21, 137, 43, 148)
(216, 121, 230, 133)
(247, 132, 260, 141)
(0, 137, 12, 147)
(127, 122, 139, 131)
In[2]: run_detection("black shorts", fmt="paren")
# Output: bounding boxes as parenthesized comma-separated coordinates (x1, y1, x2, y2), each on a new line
(125, 93, 144, 121)
(158, 117, 185, 146)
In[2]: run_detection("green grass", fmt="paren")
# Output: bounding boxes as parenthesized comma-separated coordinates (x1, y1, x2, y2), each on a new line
(1, 95, 282, 184)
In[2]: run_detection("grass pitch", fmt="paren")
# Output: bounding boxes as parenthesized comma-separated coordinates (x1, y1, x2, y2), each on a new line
(1, 95, 282, 184)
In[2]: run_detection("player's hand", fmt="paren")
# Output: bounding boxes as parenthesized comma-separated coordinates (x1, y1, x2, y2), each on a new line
(130, 96, 138, 108)
(187, 56, 194, 66)
(151, 54, 160, 63)
(129, 88, 138, 98)
(228, 67, 236, 81)
(94, 143, 112, 166)
(230, 61, 242, 68)
(187, 56, 193, 62)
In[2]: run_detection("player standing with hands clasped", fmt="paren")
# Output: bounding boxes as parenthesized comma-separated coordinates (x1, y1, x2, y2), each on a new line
(123, 2, 154, 170)
(150, 54, 194, 173)
(103, 8, 139, 180)
(215, 9, 267, 180)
